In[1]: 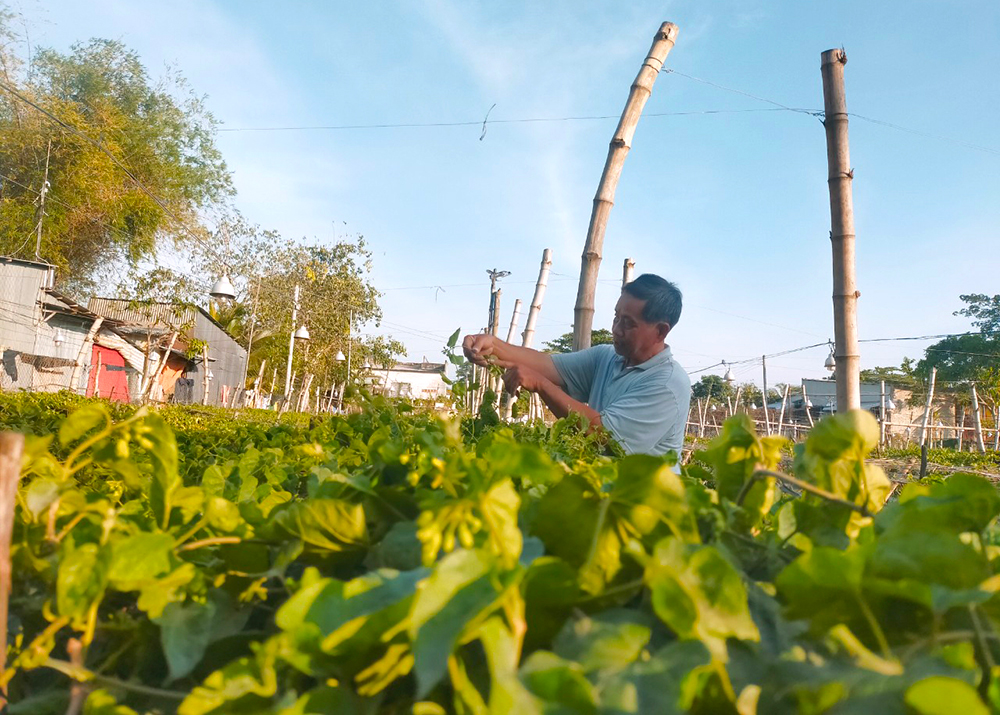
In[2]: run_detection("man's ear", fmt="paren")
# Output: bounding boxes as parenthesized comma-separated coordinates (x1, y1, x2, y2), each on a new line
(656, 322, 671, 340)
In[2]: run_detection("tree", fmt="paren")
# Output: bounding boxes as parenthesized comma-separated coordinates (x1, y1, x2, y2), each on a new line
(0, 16, 231, 290)
(955, 294, 1000, 335)
(691, 374, 735, 405)
(544, 329, 612, 354)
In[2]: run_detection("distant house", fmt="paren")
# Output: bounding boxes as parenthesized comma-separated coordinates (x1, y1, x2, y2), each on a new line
(372, 360, 449, 400)
(1, 256, 120, 396)
(87, 298, 246, 407)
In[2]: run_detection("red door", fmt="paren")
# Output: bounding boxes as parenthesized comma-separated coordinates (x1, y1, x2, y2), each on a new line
(86, 345, 131, 402)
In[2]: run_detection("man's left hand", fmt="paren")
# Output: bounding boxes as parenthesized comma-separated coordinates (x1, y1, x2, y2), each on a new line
(501, 363, 546, 396)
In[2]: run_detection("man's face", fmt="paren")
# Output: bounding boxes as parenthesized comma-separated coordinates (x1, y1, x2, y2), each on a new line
(612, 292, 668, 362)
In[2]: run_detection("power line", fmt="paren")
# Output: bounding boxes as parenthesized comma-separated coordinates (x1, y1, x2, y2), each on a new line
(663, 67, 1000, 157)
(214, 107, 807, 133)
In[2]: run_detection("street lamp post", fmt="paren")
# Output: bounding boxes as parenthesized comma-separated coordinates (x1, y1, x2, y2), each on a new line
(284, 285, 310, 397)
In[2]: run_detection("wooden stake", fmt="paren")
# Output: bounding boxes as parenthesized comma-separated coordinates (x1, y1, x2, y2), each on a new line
(622, 258, 635, 288)
(144, 331, 178, 402)
(573, 22, 679, 351)
(801, 380, 815, 427)
(879, 380, 887, 446)
(0, 431, 25, 706)
(918, 367, 937, 447)
(522, 249, 553, 350)
(821, 48, 861, 412)
(777, 385, 789, 437)
(761, 355, 770, 434)
(502, 299, 524, 420)
(92, 350, 102, 399)
(972, 383, 987, 454)
(201, 346, 211, 406)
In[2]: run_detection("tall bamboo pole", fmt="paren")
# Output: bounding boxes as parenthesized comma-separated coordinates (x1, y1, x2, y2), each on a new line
(522, 249, 553, 349)
(918, 367, 937, 447)
(801, 381, 815, 428)
(0, 431, 23, 707)
(201, 346, 211, 406)
(821, 48, 861, 412)
(505, 299, 523, 343)
(622, 258, 635, 288)
(972, 383, 987, 454)
(573, 22, 679, 351)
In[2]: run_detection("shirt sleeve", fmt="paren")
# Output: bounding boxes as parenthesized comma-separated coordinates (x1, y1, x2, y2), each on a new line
(599, 382, 679, 457)
(550, 346, 605, 403)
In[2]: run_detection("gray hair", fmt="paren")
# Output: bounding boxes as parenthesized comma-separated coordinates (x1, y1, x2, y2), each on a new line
(623, 274, 682, 328)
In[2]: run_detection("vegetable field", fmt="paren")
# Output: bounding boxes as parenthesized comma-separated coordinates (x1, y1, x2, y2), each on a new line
(2, 392, 1000, 714)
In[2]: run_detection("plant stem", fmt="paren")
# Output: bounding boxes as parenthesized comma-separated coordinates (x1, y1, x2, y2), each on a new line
(736, 469, 871, 517)
(856, 593, 892, 660)
(44, 658, 187, 701)
(176, 536, 241, 552)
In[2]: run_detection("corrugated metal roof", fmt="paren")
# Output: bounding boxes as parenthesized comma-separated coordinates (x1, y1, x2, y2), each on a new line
(88, 298, 197, 328)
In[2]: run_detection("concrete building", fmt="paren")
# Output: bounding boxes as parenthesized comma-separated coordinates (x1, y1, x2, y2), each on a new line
(372, 360, 449, 400)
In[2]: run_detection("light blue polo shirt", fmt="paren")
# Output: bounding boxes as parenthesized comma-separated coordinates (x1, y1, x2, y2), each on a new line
(551, 344, 691, 460)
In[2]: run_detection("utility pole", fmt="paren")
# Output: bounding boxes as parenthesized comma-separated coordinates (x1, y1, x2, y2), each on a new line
(284, 284, 301, 396)
(486, 268, 510, 338)
(34, 139, 51, 260)
(821, 48, 861, 412)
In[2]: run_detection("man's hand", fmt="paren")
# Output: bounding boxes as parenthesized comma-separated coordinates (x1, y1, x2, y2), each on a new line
(501, 363, 546, 396)
(463, 334, 498, 366)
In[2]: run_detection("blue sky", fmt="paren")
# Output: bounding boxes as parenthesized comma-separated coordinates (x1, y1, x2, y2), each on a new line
(21, 0, 1000, 387)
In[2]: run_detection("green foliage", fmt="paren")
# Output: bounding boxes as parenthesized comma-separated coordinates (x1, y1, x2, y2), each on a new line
(544, 329, 613, 354)
(0, 21, 232, 290)
(2, 392, 999, 712)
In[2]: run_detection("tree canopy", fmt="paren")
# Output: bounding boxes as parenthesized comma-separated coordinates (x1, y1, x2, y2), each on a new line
(0, 15, 231, 290)
(544, 328, 612, 354)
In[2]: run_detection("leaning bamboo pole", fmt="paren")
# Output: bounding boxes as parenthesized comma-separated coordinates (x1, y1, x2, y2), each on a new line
(522, 249, 553, 350)
(572, 22, 678, 351)
(69, 316, 103, 393)
(143, 331, 178, 402)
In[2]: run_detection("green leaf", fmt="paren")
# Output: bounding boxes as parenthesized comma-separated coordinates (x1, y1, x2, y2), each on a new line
(23, 478, 61, 519)
(599, 639, 713, 715)
(267, 498, 369, 556)
(59, 403, 108, 446)
(519, 651, 597, 713)
(646, 537, 759, 658)
(904, 676, 988, 715)
(155, 592, 250, 682)
(108, 532, 176, 589)
(136, 413, 180, 529)
(552, 610, 652, 673)
(447, 327, 461, 349)
(57, 543, 108, 625)
(83, 689, 139, 715)
(408, 549, 502, 697)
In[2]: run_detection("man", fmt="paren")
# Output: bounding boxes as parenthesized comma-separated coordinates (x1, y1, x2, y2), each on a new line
(463, 273, 691, 459)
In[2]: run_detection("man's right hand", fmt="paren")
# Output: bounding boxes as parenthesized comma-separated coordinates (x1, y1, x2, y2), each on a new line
(462, 334, 499, 366)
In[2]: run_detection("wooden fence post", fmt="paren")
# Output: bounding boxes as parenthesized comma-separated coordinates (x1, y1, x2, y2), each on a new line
(0, 431, 24, 706)
(972, 383, 987, 454)
(918, 367, 937, 447)
(573, 22, 678, 350)
(622, 258, 635, 288)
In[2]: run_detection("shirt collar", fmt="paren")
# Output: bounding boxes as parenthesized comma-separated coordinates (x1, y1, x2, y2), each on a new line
(615, 345, 672, 372)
